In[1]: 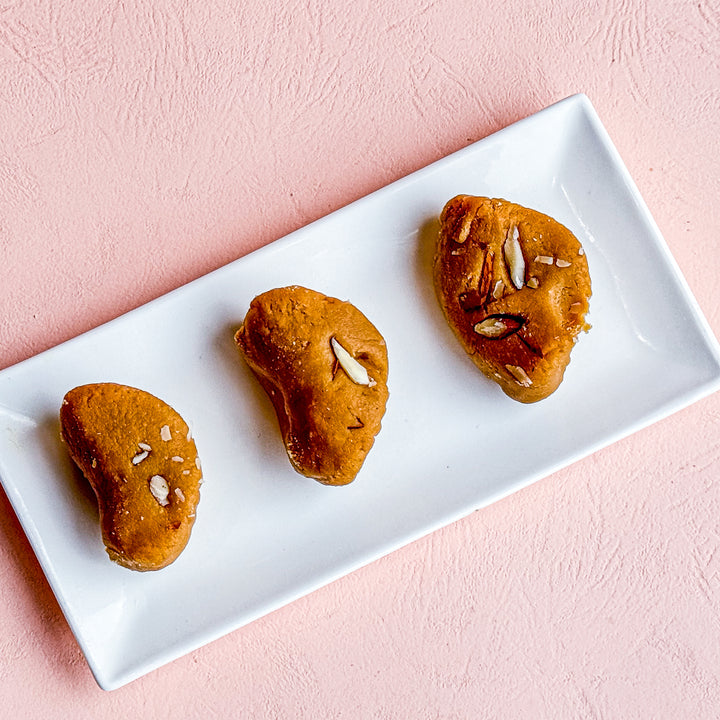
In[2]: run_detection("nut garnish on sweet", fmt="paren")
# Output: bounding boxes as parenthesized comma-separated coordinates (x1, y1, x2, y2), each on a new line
(454, 211, 475, 244)
(505, 364, 533, 387)
(503, 225, 525, 290)
(149, 475, 170, 506)
(132, 448, 149, 465)
(330, 336, 373, 386)
(473, 314, 525, 339)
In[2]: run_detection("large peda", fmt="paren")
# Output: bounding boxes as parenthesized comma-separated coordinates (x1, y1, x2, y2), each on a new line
(235, 285, 389, 486)
(434, 196, 591, 403)
(60, 383, 203, 571)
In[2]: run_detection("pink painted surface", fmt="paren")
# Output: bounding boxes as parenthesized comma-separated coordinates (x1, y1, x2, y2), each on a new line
(1, 0, 720, 716)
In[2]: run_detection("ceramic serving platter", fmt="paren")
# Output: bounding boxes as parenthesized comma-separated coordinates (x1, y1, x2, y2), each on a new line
(1, 94, 719, 690)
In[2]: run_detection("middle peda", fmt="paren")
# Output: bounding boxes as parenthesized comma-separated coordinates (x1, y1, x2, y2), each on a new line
(235, 286, 389, 486)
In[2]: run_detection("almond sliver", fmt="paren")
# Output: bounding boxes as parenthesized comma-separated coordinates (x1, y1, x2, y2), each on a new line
(503, 225, 525, 289)
(331, 337, 372, 386)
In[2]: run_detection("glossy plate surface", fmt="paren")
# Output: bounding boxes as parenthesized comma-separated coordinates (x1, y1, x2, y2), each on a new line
(1, 94, 718, 690)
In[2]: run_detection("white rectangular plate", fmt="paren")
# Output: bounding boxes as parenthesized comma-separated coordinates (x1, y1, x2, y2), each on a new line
(1, 94, 719, 690)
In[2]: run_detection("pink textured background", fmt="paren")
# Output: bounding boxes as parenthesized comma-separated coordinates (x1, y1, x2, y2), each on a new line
(2, 0, 720, 716)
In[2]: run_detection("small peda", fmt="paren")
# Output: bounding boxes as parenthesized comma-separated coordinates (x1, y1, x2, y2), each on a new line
(60, 383, 203, 571)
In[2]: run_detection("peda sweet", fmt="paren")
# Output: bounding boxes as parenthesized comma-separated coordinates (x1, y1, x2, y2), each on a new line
(235, 285, 389, 485)
(433, 195, 591, 403)
(60, 383, 203, 571)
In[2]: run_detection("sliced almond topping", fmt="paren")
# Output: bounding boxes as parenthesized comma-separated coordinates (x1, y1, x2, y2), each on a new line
(556, 258, 571, 268)
(138, 442, 151, 451)
(174, 487, 185, 502)
(473, 315, 524, 339)
(505, 364, 533, 387)
(578, 247, 585, 256)
(455, 212, 474, 244)
(535, 255, 554, 265)
(195, 456, 201, 470)
(503, 225, 525, 289)
(492, 280, 504, 299)
(131, 450, 149, 465)
(474, 318, 507, 337)
(149, 475, 170, 506)
(526, 277, 539, 289)
(186, 429, 192, 441)
(330, 337, 372, 386)
(171, 456, 184, 462)
(160, 425, 172, 442)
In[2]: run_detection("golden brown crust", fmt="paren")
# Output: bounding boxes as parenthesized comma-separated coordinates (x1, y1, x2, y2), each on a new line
(60, 383, 202, 571)
(434, 196, 591, 402)
(235, 285, 389, 486)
